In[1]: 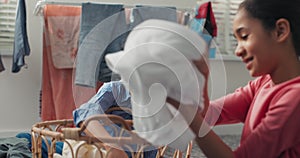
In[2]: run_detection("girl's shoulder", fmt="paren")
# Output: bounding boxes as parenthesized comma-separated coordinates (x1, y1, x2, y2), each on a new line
(265, 75, 300, 104)
(251, 75, 300, 90)
(247, 75, 272, 92)
(272, 75, 300, 90)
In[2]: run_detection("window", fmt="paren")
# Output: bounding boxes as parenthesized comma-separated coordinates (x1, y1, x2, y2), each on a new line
(0, 0, 17, 55)
(197, 0, 243, 55)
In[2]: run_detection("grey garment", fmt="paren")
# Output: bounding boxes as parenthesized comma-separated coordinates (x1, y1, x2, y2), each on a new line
(75, 6, 177, 87)
(98, 6, 178, 83)
(78, 3, 124, 46)
(97, 33, 128, 82)
(0, 137, 32, 158)
(0, 55, 4, 72)
(130, 6, 177, 26)
(183, 12, 191, 26)
(12, 0, 30, 73)
(75, 3, 126, 86)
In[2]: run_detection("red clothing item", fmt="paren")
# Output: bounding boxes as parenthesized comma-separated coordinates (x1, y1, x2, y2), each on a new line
(207, 75, 300, 158)
(41, 5, 102, 120)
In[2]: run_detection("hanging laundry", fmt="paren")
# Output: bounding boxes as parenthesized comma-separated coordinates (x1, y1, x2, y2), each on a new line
(41, 33, 75, 120)
(194, 2, 217, 37)
(0, 55, 4, 73)
(12, 0, 30, 73)
(189, 2, 218, 58)
(75, 4, 177, 87)
(130, 6, 177, 25)
(75, 3, 126, 86)
(44, 4, 81, 69)
(177, 10, 190, 25)
(78, 3, 124, 46)
(124, 8, 132, 24)
(41, 4, 96, 121)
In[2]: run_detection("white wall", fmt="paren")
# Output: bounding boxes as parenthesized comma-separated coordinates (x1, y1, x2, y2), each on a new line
(0, 1, 42, 137)
(0, 0, 252, 137)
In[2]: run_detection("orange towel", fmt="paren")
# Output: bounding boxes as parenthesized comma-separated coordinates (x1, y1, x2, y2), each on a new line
(41, 5, 100, 120)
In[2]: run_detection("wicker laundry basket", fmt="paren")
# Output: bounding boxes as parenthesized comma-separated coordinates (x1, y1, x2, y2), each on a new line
(31, 107, 193, 158)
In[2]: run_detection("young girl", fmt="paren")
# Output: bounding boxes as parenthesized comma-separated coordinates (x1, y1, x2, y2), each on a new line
(168, 0, 300, 157)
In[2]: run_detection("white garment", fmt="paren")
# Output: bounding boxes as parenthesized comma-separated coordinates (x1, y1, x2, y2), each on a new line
(105, 19, 208, 151)
(62, 139, 103, 158)
(53, 153, 62, 158)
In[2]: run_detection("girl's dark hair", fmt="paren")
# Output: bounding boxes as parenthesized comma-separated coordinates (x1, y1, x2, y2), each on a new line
(239, 0, 300, 56)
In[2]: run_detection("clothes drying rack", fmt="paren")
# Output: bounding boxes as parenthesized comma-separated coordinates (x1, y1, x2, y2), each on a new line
(33, 0, 196, 16)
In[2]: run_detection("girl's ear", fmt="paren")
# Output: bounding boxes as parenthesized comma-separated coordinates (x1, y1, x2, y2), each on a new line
(274, 18, 291, 43)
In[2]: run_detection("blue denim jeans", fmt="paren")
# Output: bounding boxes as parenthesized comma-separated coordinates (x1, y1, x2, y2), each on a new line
(12, 0, 30, 73)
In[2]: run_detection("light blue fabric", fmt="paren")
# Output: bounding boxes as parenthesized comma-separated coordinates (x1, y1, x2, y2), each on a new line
(12, 0, 30, 73)
(75, 3, 127, 86)
(189, 18, 216, 58)
(73, 81, 157, 157)
(75, 5, 177, 87)
(73, 81, 131, 127)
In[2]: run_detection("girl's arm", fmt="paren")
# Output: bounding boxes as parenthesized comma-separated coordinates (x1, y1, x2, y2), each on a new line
(191, 108, 234, 158)
(167, 97, 235, 158)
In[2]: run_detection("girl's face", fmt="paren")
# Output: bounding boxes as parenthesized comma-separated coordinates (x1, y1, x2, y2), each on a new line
(233, 9, 278, 77)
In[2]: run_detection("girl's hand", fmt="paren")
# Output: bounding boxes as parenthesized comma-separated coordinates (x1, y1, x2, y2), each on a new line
(166, 97, 203, 135)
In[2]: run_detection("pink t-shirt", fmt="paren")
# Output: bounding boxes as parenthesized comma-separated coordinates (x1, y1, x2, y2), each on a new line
(207, 75, 300, 158)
